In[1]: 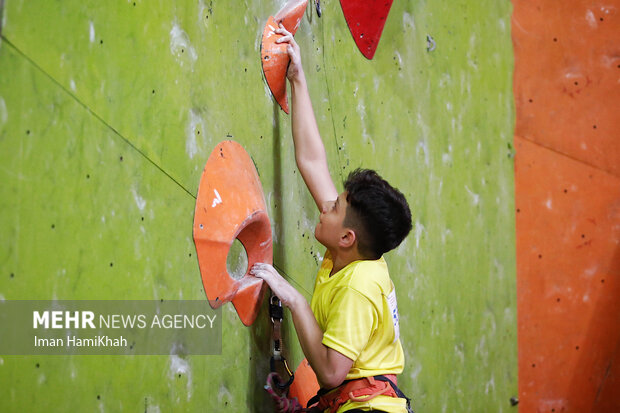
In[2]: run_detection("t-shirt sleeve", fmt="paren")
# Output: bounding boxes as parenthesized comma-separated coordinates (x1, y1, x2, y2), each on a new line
(321, 286, 377, 361)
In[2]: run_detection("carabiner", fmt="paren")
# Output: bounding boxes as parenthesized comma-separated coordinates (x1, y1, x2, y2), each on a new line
(270, 356, 295, 390)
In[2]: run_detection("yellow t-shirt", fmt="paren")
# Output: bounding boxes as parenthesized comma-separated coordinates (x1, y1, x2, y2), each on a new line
(310, 252, 408, 413)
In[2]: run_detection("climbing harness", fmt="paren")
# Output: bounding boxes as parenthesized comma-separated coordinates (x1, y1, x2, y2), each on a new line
(306, 375, 414, 413)
(267, 369, 414, 413)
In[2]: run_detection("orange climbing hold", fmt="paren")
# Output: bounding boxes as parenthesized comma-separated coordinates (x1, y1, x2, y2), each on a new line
(261, 0, 308, 113)
(288, 358, 320, 407)
(193, 141, 272, 326)
(274, 0, 308, 34)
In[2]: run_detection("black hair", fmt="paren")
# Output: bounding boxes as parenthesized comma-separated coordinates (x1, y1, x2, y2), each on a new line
(343, 168, 413, 259)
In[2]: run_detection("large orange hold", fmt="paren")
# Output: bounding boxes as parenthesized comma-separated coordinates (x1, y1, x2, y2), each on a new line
(261, 0, 308, 113)
(193, 141, 272, 326)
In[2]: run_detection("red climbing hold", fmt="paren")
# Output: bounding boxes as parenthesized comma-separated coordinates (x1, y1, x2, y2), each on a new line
(339, 0, 394, 59)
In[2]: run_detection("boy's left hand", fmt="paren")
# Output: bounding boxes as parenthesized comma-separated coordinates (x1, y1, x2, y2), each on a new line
(250, 263, 301, 309)
(275, 24, 303, 83)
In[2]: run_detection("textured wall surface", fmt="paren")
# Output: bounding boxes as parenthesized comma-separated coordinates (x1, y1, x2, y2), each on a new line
(0, 1, 516, 411)
(513, 1, 620, 411)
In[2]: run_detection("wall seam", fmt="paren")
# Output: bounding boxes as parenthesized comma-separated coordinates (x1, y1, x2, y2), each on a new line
(0, 34, 197, 200)
(515, 134, 620, 180)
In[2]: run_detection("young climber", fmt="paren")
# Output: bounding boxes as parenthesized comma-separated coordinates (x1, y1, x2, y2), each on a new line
(250, 24, 413, 413)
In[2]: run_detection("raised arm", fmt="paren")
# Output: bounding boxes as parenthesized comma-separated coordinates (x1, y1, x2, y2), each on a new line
(276, 25, 338, 210)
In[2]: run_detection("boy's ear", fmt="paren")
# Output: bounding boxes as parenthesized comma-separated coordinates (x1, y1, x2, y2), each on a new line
(339, 228, 357, 248)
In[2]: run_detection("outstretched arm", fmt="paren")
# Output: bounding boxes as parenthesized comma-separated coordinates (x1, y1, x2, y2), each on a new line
(251, 263, 353, 389)
(276, 25, 338, 210)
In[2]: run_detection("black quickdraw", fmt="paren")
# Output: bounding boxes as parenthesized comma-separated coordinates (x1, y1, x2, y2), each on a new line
(269, 294, 294, 390)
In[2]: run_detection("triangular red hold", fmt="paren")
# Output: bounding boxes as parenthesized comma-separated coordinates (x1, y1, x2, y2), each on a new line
(339, 0, 394, 59)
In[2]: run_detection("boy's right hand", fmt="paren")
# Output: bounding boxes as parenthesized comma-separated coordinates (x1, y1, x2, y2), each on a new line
(250, 263, 302, 310)
(275, 24, 304, 83)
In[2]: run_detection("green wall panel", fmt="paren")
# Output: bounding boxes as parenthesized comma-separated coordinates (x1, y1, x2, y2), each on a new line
(0, 0, 517, 411)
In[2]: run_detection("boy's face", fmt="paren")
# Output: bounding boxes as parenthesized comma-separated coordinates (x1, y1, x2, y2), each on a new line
(315, 191, 349, 249)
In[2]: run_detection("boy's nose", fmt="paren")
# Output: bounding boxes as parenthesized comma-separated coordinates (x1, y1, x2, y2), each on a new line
(321, 201, 333, 214)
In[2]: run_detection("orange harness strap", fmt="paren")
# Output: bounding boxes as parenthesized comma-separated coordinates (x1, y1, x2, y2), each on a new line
(316, 375, 399, 413)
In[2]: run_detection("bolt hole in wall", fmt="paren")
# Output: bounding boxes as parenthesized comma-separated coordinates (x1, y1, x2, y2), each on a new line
(227, 238, 248, 280)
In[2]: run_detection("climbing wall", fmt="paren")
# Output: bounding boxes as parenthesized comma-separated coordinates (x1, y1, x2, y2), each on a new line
(513, 1, 620, 411)
(0, 0, 516, 411)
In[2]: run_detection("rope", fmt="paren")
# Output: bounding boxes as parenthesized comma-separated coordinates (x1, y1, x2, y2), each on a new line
(264, 372, 308, 413)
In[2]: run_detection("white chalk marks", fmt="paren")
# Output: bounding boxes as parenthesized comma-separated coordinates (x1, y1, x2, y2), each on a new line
(185, 109, 204, 159)
(169, 23, 197, 66)
(89, 21, 96, 43)
(211, 189, 222, 207)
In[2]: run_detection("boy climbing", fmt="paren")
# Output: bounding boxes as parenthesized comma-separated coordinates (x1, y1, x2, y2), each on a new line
(251, 24, 413, 413)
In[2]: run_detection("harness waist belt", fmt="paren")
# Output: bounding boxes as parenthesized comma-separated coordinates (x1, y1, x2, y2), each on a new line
(309, 375, 399, 413)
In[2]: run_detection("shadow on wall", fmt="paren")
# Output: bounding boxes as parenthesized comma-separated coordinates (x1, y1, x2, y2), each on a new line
(568, 240, 620, 411)
(249, 299, 273, 411)
(248, 102, 293, 412)
(0, 0, 4, 37)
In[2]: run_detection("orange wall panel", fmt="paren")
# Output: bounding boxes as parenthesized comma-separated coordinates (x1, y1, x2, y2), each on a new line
(512, 1, 620, 177)
(515, 136, 620, 412)
(513, 1, 620, 411)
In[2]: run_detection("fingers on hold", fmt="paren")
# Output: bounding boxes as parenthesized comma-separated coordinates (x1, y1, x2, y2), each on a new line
(249, 264, 264, 274)
(252, 263, 272, 274)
